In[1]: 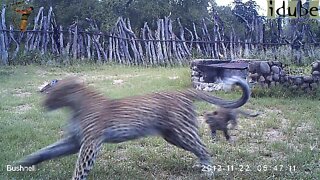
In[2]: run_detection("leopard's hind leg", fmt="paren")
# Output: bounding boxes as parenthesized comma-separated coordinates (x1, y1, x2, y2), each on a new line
(72, 139, 102, 180)
(161, 126, 213, 175)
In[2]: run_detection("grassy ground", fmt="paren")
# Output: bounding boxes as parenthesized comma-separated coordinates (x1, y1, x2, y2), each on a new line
(0, 65, 319, 179)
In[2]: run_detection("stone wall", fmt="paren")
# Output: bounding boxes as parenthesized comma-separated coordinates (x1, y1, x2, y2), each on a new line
(191, 59, 320, 92)
(248, 61, 319, 91)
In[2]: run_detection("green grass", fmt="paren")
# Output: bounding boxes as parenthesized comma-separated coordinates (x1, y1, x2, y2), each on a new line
(0, 65, 319, 179)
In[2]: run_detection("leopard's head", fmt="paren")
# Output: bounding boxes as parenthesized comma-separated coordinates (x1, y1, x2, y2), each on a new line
(39, 79, 59, 93)
(44, 77, 85, 110)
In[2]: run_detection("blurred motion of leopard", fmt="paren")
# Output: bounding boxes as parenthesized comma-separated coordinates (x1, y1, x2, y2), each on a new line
(17, 76, 251, 179)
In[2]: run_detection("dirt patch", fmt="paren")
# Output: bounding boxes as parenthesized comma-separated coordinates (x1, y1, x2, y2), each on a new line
(263, 128, 285, 142)
(168, 76, 179, 80)
(114, 149, 130, 162)
(0, 89, 8, 94)
(259, 108, 282, 119)
(197, 116, 206, 125)
(36, 69, 49, 77)
(112, 79, 124, 85)
(264, 108, 282, 115)
(13, 89, 32, 97)
(246, 143, 261, 153)
(82, 74, 141, 82)
(280, 118, 289, 129)
(14, 104, 32, 114)
(296, 122, 313, 133)
(82, 74, 117, 81)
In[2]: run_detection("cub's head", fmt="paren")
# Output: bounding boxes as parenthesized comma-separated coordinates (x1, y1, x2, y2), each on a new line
(44, 77, 85, 110)
(204, 111, 219, 124)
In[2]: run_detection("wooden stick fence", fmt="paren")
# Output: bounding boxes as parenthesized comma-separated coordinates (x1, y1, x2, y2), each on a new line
(0, 6, 319, 66)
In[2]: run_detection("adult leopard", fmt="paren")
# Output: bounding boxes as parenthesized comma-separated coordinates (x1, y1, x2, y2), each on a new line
(17, 76, 250, 179)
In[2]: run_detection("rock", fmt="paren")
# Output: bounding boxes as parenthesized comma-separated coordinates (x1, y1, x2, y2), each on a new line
(273, 61, 283, 67)
(191, 77, 200, 82)
(271, 66, 280, 74)
(290, 85, 298, 90)
(259, 76, 265, 82)
(113, 79, 124, 85)
(312, 62, 319, 71)
(260, 83, 269, 89)
(294, 77, 303, 85)
(213, 83, 224, 91)
(199, 77, 204, 82)
(301, 83, 309, 89)
(279, 76, 285, 83)
(310, 83, 318, 89)
(270, 81, 276, 87)
(192, 71, 200, 76)
(272, 74, 280, 81)
(248, 62, 259, 73)
(259, 62, 271, 74)
(282, 77, 286, 83)
(266, 75, 273, 82)
(192, 82, 201, 88)
(249, 73, 259, 81)
(312, 71, 320, 76)
(283, 82, 290, 87)
(203, 86, 213, 92)
(192, 66, 199, 71)
(281, 71, 287, 76)
(200, 83, 207, 90)
(303, 76, 313, 83)
(275, 82, 280, 86)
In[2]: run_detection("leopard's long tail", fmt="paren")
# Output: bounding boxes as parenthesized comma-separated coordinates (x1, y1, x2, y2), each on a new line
(185, 76, 250, 108)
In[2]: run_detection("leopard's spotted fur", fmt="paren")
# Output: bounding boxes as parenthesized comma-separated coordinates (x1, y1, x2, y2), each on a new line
(17, 76, 250, 179)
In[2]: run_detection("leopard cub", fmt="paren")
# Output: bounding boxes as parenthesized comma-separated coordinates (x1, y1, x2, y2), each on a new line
(204, 108, 260, 143)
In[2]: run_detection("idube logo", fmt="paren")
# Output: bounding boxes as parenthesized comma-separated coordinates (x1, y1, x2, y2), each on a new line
(267, 0, 320, 18)
(6, 165, 36, 172)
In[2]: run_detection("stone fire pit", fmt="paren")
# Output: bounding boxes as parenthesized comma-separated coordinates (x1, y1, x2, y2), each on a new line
(191, 59, 251, 91)
(197, 61, 248, 83)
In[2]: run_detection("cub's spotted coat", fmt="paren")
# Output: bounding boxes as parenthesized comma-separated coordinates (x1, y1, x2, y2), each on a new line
(205, 107, 260, 142)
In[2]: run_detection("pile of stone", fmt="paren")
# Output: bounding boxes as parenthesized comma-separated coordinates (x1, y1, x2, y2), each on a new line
(312, 61, 320, 77)
(248, 60, 319, 91)
(248, 61, 283, 88)
(191, 59, 320, 92)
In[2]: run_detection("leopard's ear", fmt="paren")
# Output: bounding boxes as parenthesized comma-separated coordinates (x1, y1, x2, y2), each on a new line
(63, 76, 84, 85)
(57, 76, 86, 90)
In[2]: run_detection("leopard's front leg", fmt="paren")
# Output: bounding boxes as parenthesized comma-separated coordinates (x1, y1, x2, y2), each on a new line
(16, 135, 81, 166)
(72, 139, 102, 180)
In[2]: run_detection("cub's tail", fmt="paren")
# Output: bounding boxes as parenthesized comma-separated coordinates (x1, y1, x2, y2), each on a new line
(237, 110, 260, 117)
